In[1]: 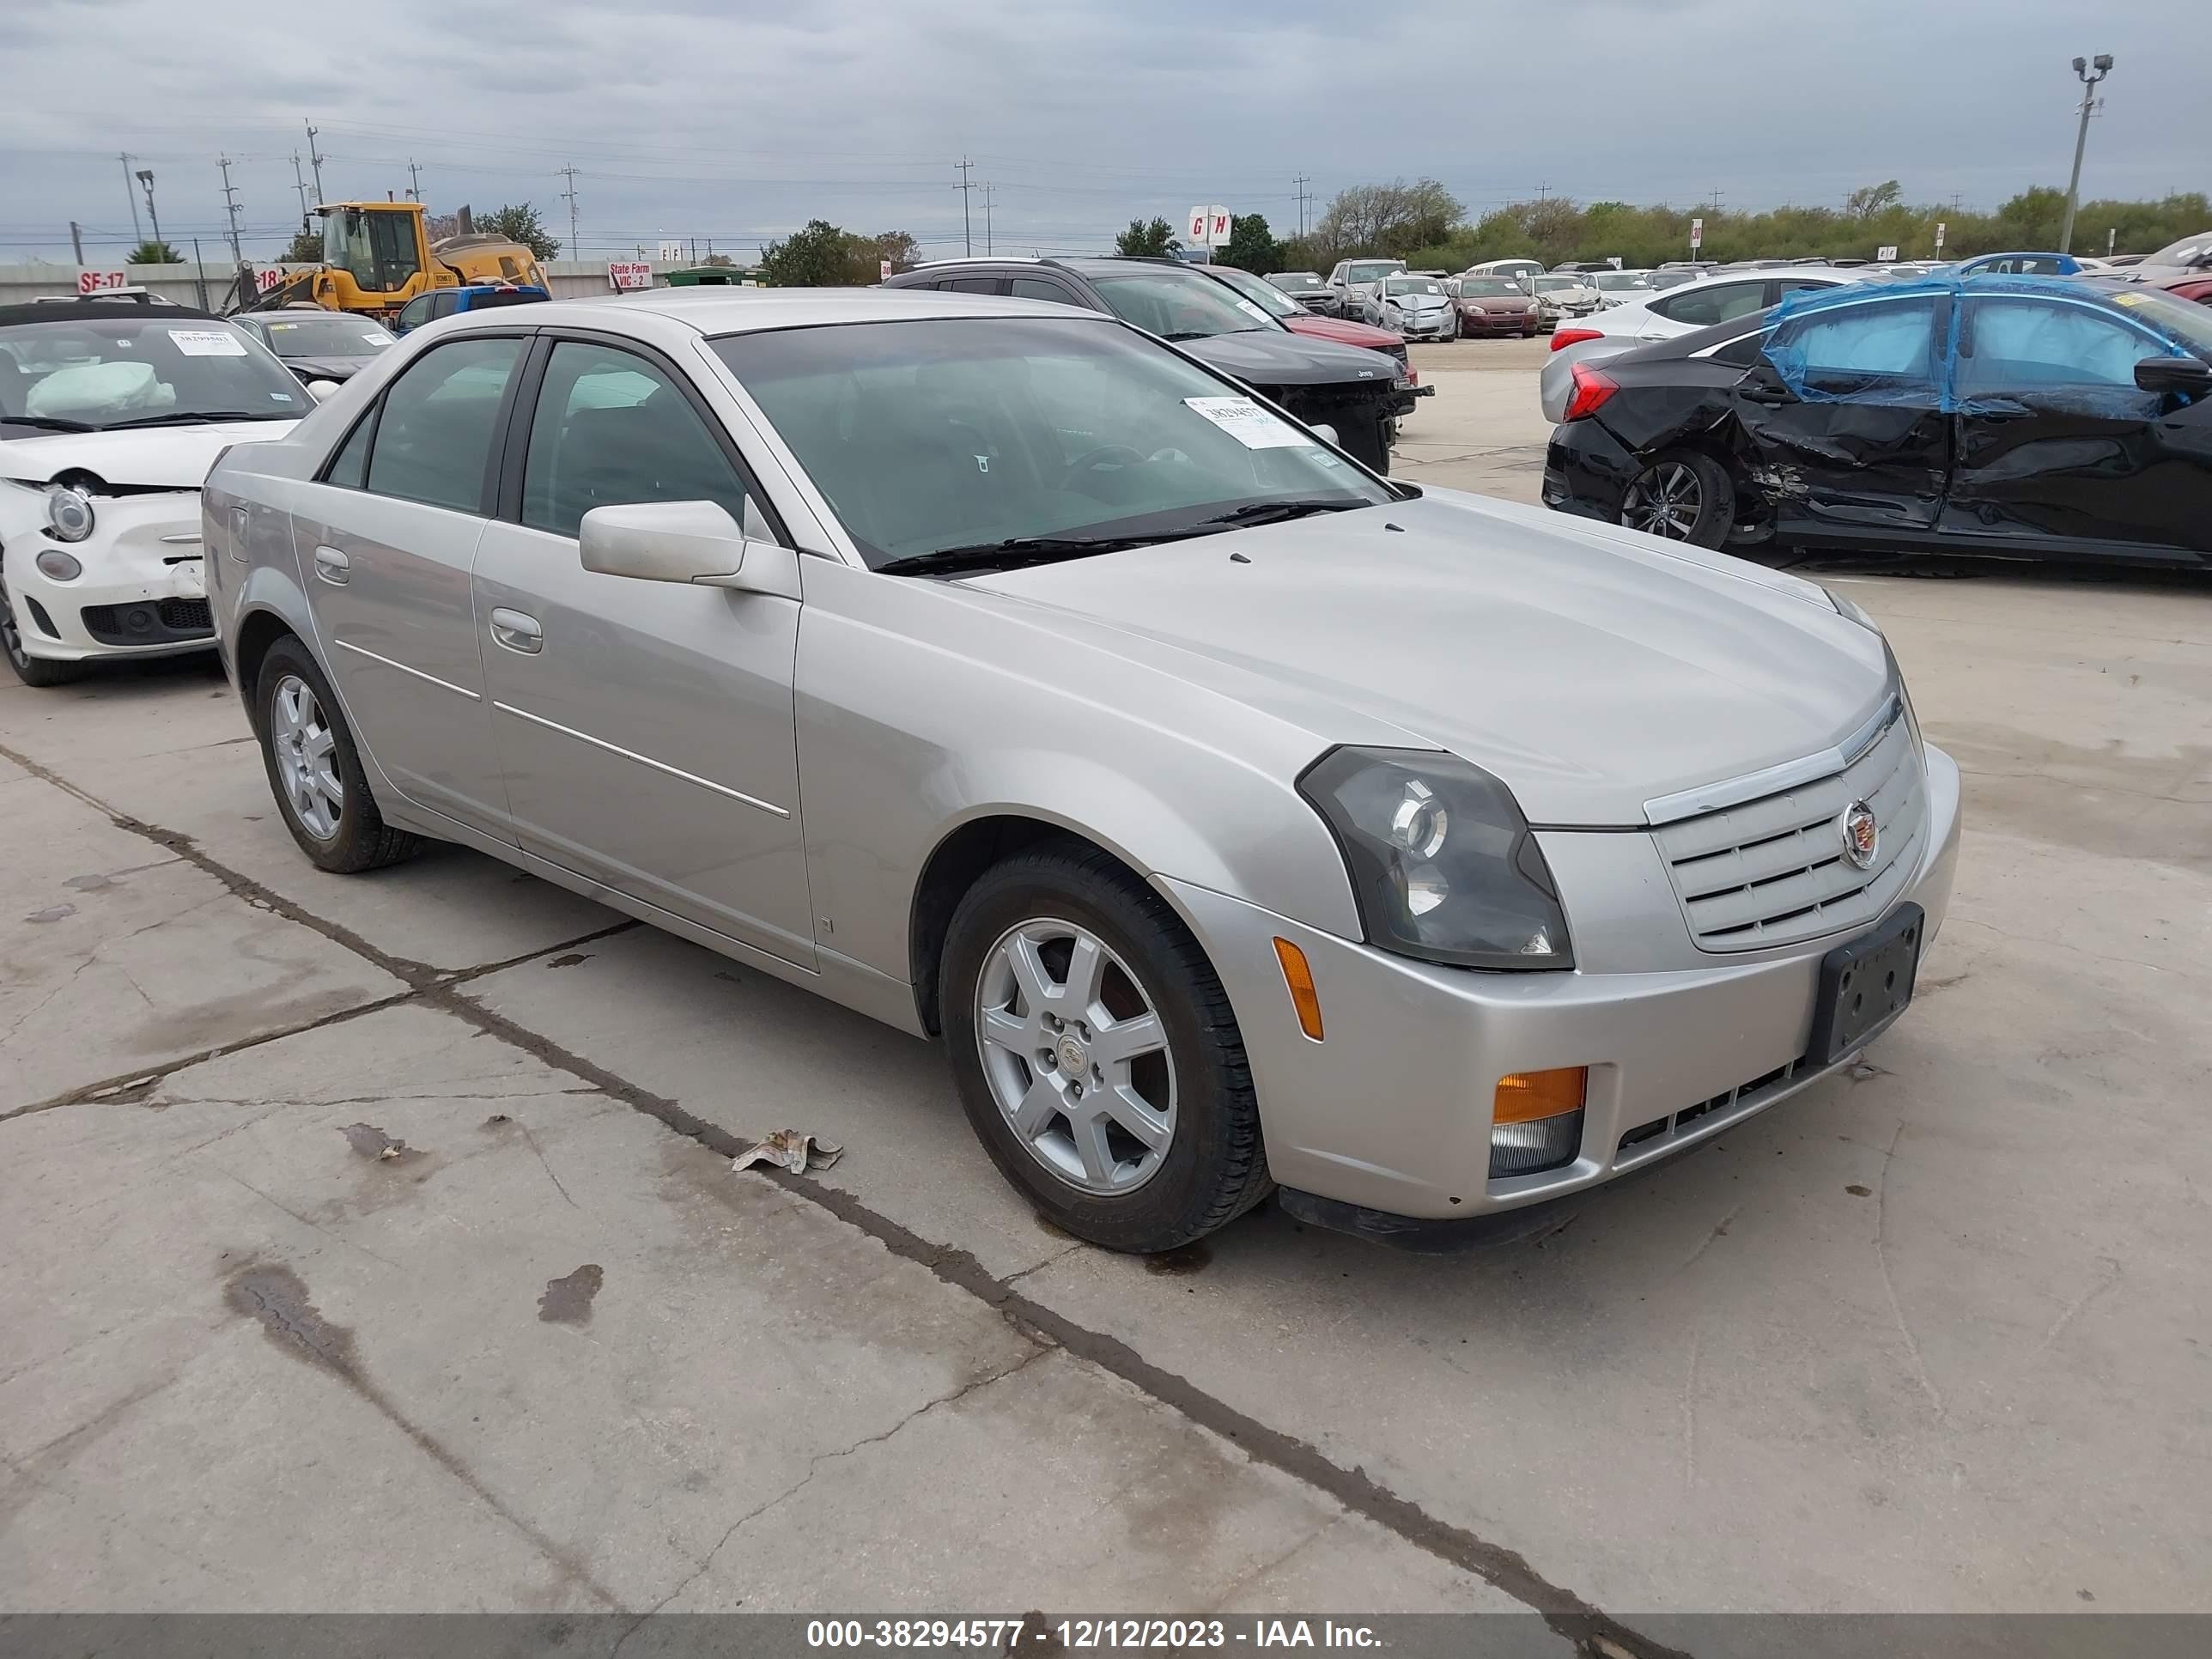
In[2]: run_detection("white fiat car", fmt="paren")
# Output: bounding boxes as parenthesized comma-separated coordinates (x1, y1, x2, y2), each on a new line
(0, 301, 307, 685)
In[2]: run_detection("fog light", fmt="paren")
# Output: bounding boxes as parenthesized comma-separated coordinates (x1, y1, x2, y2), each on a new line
(34, 550, 82, 581)
(1490, 1066, 1587, 1177)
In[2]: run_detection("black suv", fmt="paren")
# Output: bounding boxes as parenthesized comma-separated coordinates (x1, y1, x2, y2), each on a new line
(886, 257, 1412, 473)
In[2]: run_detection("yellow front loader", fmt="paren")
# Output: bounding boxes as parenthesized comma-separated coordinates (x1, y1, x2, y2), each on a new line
(247, 202, 547, 319)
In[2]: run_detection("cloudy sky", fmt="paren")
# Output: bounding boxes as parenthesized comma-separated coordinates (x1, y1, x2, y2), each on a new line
(3, 0, 2203, 267)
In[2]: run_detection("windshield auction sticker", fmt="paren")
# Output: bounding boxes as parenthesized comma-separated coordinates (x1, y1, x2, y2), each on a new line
(1182, 396, 1314, 449)
(168, 329, 249, 357)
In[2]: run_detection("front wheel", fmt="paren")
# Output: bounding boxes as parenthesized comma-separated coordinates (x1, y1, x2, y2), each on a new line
(0, 567, 83, 687)
(1620, 450, 1736, 549)
(940, 842, 1270, 1253)
(255, 636, 424, 873)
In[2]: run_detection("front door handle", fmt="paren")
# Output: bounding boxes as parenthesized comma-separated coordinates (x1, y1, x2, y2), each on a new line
(313, 545, 350, 585)
(489, 607, 543, 654)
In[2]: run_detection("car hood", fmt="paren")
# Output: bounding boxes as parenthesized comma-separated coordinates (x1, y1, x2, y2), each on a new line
(0, 420, 300, 488)
(1182, 329, 1401, 388)
(279, 356, 373, 382)
(961, 490, 1890, 824)
(1285, 315, 1403, 351)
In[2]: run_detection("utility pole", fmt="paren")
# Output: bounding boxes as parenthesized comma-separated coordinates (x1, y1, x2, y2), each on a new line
(120, 153, 143, 241)
(2058, 53, 2114, 255)
(303, 118, 325, 203)
(1292, 173, 1311, 240)
(956, 157, 975, 257)
(70, 222, 84, 264)
(406, 159, 422, 202)
(559, 164, 580, 260)
(981, 183, 996, 255)
(136, 168, 163, 255)
(290, 151, 313, 221)
(219, 154, 246, 266)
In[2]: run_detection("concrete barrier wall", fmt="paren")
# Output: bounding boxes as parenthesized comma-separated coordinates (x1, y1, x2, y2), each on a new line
(0, 260, 727, 311)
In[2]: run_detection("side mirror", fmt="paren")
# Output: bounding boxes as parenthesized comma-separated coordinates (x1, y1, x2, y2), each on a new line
(1310, 422, 1340, 447)
(306, 380, 341, 404)
(2133, 356, 2212, 397)
(578, 500, 775, 591)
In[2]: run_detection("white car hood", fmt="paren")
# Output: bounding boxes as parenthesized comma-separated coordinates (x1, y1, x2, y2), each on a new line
(963, 490, 1891, 825)
(0, 421, 298, 489)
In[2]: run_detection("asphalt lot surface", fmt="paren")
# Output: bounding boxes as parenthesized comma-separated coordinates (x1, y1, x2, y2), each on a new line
(3, 335, 2207, 1638)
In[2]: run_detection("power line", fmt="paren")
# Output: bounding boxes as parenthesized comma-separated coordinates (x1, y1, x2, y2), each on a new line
(558, 164, 581, 259)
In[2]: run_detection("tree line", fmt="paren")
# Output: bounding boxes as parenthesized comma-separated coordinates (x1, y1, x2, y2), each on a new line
(1267, 179, 2209, 273)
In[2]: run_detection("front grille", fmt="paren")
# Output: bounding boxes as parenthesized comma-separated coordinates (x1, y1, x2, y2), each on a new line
(1617, 1054, 1810, 1160)
(1653, 702, 1925, 952)
(79, 600, 216, 647)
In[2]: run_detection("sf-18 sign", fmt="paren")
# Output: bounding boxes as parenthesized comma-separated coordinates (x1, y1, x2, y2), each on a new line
(1186, 205, 1233, 248)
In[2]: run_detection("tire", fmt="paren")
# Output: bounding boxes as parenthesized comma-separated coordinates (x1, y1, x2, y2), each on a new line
(254, 636, 423, 873)
(1620, 449, 1735, 549)
(939, 842, 1271, 1253)
(0, 567, 84, 687)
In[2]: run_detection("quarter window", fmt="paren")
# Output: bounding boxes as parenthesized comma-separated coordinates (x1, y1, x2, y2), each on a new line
(1652, 282, 1766, 328)
(520, 340, 752, 539)
(944, 276, 1003, 295)
(325, 410, 375, 489)
(363, 336, 523, 514)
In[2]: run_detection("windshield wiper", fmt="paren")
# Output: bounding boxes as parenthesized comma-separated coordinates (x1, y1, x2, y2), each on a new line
(879, 532, 1217, 577)
(1, 415, 99, 433)
(1194, 498, 1370, 529)
(100, 410, 295, 429)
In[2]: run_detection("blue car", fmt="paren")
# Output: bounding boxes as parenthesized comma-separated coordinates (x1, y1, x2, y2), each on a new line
(1953, 252, 2087, 277)
(391, 283, 549, 335)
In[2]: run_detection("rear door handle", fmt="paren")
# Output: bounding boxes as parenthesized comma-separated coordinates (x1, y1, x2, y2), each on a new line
(489, 607, 543, 654)
(313, 545, 349, 585)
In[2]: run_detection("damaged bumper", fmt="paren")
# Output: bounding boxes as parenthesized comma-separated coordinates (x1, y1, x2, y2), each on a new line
(1, 490, 216, 661)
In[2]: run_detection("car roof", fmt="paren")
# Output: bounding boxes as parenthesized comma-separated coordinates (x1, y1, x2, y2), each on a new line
(0, 300, 221, 328)
(443, 286, 1096, 338)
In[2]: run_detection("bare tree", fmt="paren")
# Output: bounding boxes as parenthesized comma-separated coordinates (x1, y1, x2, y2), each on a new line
(1310, 179, 1465, 264)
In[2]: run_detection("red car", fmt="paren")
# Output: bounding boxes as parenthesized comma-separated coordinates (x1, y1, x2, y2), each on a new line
(1205, 265, 1419, 386)
(1449, 275, 1542, 337)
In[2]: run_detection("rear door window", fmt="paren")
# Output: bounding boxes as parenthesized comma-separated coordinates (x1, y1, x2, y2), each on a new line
(363, 336, 523, 513)
(944, 276, 1003, 295)
(1764, 296, 1940, 399)
(1652, 281, 1766, 327)
(1011, 277, 1082, 306)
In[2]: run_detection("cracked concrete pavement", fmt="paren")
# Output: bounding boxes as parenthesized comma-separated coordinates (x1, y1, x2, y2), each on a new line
(2, 349, 2207, 1636)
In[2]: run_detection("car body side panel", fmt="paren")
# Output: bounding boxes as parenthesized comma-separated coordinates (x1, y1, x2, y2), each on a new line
(1738, 398, 1952, 536)
(790, 557, 1369, 994)
(1941, 392, 2212, 558)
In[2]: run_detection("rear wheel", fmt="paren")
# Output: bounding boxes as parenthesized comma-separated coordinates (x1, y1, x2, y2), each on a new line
(0, 565, 84, 688)
(1620, 450, 1735, 549)
(940, 842, 1270, 1253)
(255, 637, 423, 873)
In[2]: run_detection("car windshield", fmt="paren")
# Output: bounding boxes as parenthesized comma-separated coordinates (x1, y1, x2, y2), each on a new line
(1209, 268, 1303, 319)
(1533, 276, 1584, 293)
(1385, 277, 1444, 297)
(1594, 271, 1650, 291)
(257, 315, 397, 357)
(1270, 273, 1324, 291)
(2142, 234, 2212, 267)
(1456, 277, 1521, 297)
(714, 316, 1391, 570)
(0, 315, 307, 430)
(1086, 270, 1276, 340)
(1344, 262, 1401, 283)
(1646, 269, 1698, 289)
(2112, 288, 2212, 356)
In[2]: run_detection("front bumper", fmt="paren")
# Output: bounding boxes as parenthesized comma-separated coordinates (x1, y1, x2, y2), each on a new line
(1, 492, 215, 661)
(1158, 742, 1961, 1231)
(1459, 308, 1538, 334)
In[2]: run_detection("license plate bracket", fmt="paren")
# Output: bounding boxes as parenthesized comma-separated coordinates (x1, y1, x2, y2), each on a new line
(1808, 902, 1923, 1066)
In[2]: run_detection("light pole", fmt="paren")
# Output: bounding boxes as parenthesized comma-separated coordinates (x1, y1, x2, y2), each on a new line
(2057, 53, 2113, 256)
(135, 169, 163, 255)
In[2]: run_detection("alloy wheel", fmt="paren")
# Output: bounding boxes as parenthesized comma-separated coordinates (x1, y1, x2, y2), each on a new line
(270, 673, 343, 840)
(1622, 461, 1703, 540)
(974, 917, 1177, 1195)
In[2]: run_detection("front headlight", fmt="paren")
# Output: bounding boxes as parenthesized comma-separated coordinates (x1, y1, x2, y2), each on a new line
(46, 485, 95, 544)
(1298, 747, 1574, 970)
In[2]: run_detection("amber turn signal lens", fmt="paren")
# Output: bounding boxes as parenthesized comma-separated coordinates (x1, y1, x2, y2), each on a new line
(1272, 938, 1324, 1042)
(1493, 1066, 1589, 1124)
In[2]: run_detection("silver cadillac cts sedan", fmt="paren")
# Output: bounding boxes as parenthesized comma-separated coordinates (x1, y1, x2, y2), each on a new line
(205, 290, 1960, 1254)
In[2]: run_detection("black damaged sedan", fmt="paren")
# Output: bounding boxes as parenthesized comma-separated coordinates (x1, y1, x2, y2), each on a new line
(1544, 276, 2212, 565)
